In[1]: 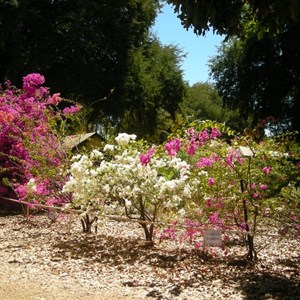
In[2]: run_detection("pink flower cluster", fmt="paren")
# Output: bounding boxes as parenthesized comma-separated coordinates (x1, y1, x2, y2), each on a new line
(47, 93, 62, 106)
(185, 137, 197, 156)
(209, 211, 224, 227)
(0, 74, 78, 205)
(259, 184, 268, 190)
(165, 138, 181, 156)
(165, 128, 221, 158)
(179, 219, 202, 245)
(62, 104, 81, 116)
(159, 221, 178, 240)
(226, 149, 245, 167)
(22, 73, 46, 97)
(188, 127, 221, 142)
(196, 153, 220, 168)
(249, 183, 269, 200)
(210, 127, 222, 139)
(23, 73, 45, 89)
(140, 146, 156, 166)
(184, 128, 221, 156)
(262, 166, 273, 175)
(208, 177, 215, 186)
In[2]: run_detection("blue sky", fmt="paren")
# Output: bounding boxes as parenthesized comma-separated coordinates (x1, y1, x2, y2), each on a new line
(151, 4, 224, 85)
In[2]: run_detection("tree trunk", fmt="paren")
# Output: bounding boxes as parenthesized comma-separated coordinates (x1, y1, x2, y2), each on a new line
(140, 223, 154, 241)
(241, 180, 257, 260)
(246, 233, 257, 260)
(81, 214, 97, 233)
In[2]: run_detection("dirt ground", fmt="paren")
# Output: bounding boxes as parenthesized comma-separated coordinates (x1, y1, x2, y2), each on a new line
(0, 213, 299, 299)
(0, 264, 136, 300)
(0, 262, 138, 300)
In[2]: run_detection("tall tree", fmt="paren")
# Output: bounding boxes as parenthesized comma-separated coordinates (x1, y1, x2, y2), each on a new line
(117, 36, 186, 140)
(166, 0, 300, 36)
(181, 82, 241, 131)
(0, 1, 187, 138)
(0, 0, 158, 117)
(166, 0, 300, 137)
(209, 32, 300, 136)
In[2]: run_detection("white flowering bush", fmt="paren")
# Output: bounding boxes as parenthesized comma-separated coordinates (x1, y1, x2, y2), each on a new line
(63, 133, 197, 240)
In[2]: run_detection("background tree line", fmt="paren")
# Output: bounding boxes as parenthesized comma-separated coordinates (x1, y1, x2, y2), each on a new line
(1, 0, 299, 141)
(168, 0, 300, 138)
(0, 0, 187, 141)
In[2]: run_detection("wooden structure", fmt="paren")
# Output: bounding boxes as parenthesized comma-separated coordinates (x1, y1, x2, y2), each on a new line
(63, 132, 103, 152)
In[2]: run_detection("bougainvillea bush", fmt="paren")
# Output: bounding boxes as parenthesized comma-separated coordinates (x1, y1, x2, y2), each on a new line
(0, 74, 80, 208)
(2, 75, 298, 261)
(63, 133, 198, 240)
(167, 123, 300, 259)
(63, 121, 299, 259)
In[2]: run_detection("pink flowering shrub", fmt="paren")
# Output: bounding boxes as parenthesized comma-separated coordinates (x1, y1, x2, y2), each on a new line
(0, 74, 79, 208)
(62, 104, 81, 116)
(164, 138, 181, 156)
(139, 146, 156, 166)
(61, 115, 298, 255)
(195, 153, 220, 168)
(158, 121, 299, 259)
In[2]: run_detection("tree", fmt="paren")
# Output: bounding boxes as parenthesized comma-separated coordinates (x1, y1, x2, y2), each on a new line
(180, 82, 242, 131)
(0, 0, 158, 120)
(117, 36, 186, 141)
(166, 0, 300, 36)
(0, 1, 187, 138)
(164, 0, 300, 137)
(209, 33, 300, 136)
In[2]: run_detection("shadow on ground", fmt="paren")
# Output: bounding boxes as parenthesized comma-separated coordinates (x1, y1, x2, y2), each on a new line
(239, 273, 300, 300)
(52, 232, 189, 267)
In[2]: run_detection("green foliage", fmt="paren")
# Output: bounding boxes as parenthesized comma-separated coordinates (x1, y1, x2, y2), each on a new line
(166, 0, 242, 36)
(180, 82, 242, 132)
(164, 0, 300, 138)
(166, 0, 300, 37)
(209, 33, 300, 137)
(0, 0, 187, 139)
(117, 36, 186, 140)
(0, 0, 158, 120)
(268, 181, 300, 238)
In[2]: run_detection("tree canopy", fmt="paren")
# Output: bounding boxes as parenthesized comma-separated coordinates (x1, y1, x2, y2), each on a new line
(117, 36, 185, 139)
(166, 0, 300, 37)
(209, 34, 300, 136)
(166, 0, 300, 138)
(180, 82, 241, 131)
(1, 0, 156, 101)
(1, 0, 186, 138)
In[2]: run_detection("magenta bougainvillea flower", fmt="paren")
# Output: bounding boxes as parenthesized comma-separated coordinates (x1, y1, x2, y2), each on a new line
(165, 138, 181, 156)
(0, 74, 79, 205)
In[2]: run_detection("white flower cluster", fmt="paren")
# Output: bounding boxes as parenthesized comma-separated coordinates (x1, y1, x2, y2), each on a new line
(114, 133, 137, 146)
(62, 138, 198, 220)
(62, 154, 104, 212)
(27, 178, 37, 192)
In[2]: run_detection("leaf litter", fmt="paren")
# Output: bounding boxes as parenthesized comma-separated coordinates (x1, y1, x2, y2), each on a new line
(0, 213, 299, 299)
